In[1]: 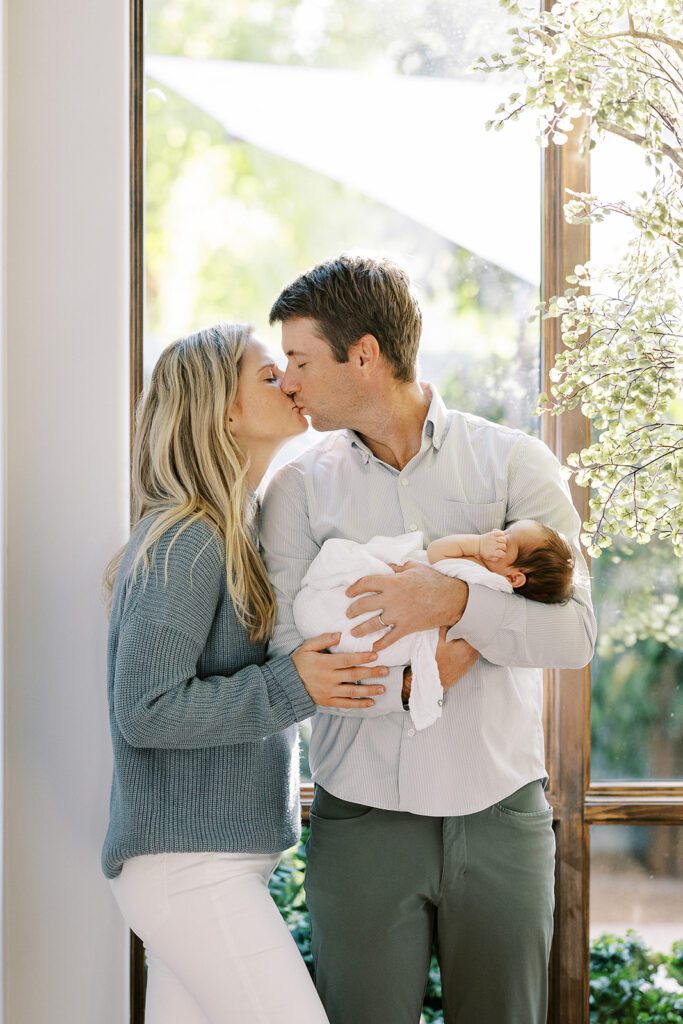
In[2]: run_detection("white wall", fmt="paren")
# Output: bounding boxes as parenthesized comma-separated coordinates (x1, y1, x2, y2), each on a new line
(4, 1, 129, 1020)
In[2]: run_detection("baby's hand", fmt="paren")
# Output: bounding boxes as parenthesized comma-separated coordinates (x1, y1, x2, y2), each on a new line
(480, 530, 507, 562)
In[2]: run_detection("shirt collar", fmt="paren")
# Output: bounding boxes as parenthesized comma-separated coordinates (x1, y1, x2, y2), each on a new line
(344, 383, 449, 463)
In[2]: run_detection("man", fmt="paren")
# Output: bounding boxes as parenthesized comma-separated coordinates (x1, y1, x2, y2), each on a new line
(260, 254, 596, 1024)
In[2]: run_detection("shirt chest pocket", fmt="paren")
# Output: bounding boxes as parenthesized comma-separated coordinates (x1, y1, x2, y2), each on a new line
(430, 499, 507, 540)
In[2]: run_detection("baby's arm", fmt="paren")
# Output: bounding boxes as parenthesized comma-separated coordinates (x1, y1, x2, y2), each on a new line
(427, 530, 507, 564)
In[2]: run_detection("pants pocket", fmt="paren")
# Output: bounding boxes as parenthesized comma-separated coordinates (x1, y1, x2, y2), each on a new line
(494, 779, 552, 817)
(310, 784, 375, 822)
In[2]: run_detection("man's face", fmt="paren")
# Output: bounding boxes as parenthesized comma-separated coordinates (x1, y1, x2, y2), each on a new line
(280, 317, 364, 432)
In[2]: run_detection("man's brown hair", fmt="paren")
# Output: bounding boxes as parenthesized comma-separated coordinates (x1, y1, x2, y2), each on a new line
(515, 526, 575, 604)
(269, 254, 422, 383)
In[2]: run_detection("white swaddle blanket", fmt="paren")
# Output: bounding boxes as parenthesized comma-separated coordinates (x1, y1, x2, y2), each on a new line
(293, 532, 512, 731)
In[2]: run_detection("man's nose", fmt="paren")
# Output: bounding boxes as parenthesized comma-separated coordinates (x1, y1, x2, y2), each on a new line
(280, 366, 299, 395)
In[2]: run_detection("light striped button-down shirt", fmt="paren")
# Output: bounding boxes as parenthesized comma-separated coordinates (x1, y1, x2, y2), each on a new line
(260, 386, 596, 816)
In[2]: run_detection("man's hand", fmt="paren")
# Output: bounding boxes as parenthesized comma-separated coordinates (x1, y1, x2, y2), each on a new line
(346, 561, 469, 653)
(479, 529, 507, 562)
(401, 666, 412, 704)
(436, 628, 479, 689)
(291, 633, 389, 708)
(400, 632, 479, 704)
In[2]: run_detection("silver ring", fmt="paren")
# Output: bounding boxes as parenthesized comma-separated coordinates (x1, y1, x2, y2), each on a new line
(378, 612, 389, 628)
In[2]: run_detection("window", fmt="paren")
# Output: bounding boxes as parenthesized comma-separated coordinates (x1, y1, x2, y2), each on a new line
(130, 2, 683, 1021)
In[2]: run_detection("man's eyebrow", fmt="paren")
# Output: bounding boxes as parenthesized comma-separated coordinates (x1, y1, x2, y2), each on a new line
(284, 349, 307, 357)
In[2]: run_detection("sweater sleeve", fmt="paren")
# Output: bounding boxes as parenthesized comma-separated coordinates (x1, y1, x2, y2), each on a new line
(113, 519, 316, 749)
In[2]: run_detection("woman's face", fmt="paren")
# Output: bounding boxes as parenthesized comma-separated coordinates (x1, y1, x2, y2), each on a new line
(228, 336, 308, 448)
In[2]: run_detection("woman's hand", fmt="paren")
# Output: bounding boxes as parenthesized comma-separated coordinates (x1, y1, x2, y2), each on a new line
(292, 633, 389, 709)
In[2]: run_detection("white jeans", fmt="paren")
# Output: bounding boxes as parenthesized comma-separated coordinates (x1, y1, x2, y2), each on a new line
(110, 851, 330, 1024)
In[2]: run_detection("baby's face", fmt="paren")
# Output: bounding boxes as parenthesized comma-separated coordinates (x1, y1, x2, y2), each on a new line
(482, 519, 546, 574)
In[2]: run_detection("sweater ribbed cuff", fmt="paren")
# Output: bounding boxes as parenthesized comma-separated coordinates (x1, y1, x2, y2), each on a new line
(263, 654, 317, 723)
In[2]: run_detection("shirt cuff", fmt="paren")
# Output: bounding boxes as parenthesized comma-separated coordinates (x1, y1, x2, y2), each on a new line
(383, 665, 409, 713)
(264, 654, 317, 722)
(445, 583, 507, 650)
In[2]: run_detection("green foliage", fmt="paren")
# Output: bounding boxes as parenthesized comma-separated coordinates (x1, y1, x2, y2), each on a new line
(590, 932, 683, 1023)
(475, 0, 683, 560)
(592, 633, 683, 777)
(146, 0, 512, 75)
(268, 826, 314, 974)
(271, 838, 683, 1023)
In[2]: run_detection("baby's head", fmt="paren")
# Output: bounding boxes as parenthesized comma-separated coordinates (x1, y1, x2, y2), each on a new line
(483, 519, 575, 604)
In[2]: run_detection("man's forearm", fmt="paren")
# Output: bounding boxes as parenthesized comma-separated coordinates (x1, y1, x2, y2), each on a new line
(447, 582, 596, 669)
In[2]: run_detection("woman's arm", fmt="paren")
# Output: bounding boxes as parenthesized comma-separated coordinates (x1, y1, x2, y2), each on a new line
(113, 518, 316, 749)
(113, 614, 316, 749)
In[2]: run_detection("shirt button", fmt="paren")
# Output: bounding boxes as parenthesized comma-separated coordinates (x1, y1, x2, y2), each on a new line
(409, 522, 418, 531)
(400, 478, 409, 487)
(407, 728, 416, 737)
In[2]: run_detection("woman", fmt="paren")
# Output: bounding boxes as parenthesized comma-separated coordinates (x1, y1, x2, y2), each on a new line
(102, 323, 388, 1024)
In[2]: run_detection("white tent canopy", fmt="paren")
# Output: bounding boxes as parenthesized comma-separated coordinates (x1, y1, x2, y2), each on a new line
(147, 55, 542, 284)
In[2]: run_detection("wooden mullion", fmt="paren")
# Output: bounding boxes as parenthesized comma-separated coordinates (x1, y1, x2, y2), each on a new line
(129, 1, 146, 1022)
(585, 803, 683, 825)
(586, 783, 683, 824)
(542, 107, 591, 1022)
(588, 781, 683, 801)
(129, 0, 144, 463)
(301, 781, 314, 823)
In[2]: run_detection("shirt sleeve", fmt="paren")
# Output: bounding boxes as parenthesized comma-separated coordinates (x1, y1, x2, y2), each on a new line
(445, 434, 597, 668)
(113, 519, 316, 749)
(260, 463, 406, 716)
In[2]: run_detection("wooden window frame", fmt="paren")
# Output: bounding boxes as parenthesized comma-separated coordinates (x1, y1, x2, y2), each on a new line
(541, 109, 683, 1024)
(128, 1, 683, 1020)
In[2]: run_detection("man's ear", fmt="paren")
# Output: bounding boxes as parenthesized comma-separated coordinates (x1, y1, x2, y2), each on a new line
(352, 334, 380, 373)
(507, 569, 527, 589)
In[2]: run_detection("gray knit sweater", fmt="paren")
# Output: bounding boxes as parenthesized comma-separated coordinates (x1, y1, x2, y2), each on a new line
(101, 516, 316, 879)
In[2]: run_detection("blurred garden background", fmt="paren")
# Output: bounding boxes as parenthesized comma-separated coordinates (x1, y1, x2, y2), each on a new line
(141, 0, 682, 1017)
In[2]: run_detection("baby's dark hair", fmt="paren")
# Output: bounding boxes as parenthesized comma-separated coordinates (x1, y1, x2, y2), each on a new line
(515, 525, 575, 604)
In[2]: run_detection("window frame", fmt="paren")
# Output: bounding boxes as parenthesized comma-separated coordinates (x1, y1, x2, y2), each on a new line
(128, 2, 683, 1021)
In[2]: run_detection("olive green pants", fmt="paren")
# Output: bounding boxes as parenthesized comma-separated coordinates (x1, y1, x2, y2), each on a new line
(305, 781, 555, 1024)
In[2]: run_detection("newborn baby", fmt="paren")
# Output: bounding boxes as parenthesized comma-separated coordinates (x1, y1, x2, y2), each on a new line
(293, 521, 574, 732)
(427, 518, 575, 604)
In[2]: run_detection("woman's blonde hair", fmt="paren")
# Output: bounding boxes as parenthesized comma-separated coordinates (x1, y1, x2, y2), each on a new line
(103, 322, 277, 642)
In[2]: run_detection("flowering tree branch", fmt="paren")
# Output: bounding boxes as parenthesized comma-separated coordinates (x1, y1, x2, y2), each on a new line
(474, 0, 682, 561)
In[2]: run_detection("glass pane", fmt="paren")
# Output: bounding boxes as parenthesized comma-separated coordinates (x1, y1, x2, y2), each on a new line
(591, 538, 683, 780)
(144, 0, 542, 783)
(589, 137, 682, 781)
(590, 826, 683, 1020)
(144, 0, 541, 425)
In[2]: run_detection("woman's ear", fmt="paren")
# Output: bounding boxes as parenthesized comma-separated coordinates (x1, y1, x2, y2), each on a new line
(507, 569, 527, 589)
(226, 401, 239, 433)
